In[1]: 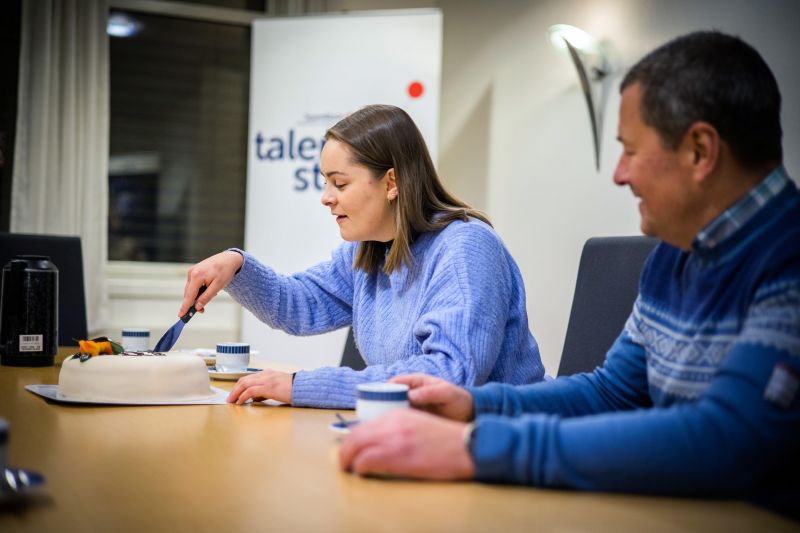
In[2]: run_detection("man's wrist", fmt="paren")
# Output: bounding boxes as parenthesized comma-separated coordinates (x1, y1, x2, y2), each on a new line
(462, 422, 476, 454)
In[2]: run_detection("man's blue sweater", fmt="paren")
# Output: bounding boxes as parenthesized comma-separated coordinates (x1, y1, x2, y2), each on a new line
(226, 218, 544, 408)
(468, 167, 800, 501)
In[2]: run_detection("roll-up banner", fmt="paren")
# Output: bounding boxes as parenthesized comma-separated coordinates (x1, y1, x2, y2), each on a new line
(243, 10, 442, 368)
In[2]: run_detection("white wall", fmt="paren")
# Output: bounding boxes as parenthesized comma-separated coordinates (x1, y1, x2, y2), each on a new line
(105, 0, 800, 370)
(331, 0, 800, 374)
(106, 261, 241, 351)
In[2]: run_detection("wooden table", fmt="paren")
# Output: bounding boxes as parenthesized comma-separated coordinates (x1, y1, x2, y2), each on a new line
(0, 349, 796, 532)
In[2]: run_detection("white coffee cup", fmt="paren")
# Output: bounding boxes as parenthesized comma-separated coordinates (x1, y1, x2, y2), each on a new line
(356, 383, 409, 421)
(216, 342, 250, 372)
(121, 328, 150, 352)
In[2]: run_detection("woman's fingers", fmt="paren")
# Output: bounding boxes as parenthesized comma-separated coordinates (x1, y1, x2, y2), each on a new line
(235, 385, 271, 405)
(226, 378, 249, 403)
(194, 279, 223, 312)
(180, 274, 207, 316)
(225, 369, 293, 405)
(179, 251, 242, 316)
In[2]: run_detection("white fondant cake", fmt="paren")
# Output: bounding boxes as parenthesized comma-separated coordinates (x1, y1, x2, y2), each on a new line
(58, 354, 214, 402)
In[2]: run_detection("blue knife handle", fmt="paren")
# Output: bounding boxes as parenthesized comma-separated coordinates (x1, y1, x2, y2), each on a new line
(180, 285, 207, 323)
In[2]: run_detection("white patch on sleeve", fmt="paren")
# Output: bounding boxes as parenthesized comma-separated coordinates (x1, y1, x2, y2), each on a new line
(764, 363, 799, 409)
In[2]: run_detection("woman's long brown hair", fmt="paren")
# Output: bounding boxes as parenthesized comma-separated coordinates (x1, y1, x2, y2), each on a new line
(325, 104, 490, 274)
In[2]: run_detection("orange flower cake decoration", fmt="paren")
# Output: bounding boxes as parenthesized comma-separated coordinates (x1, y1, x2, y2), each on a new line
(74, 337, 125, 362)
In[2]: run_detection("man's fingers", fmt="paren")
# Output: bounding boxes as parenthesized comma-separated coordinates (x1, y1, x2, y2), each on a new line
(339, 426, 370, 470)
(389, 373, 436, 389)
(339, 417, 396, 470)
(408, 382, 453, 406)
(350, 445, 398, 476)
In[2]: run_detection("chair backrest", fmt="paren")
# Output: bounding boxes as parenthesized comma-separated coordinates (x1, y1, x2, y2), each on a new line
(0, 232, 88, 346)
(557, 236, 658, 377)
(340, 327, 366, 370)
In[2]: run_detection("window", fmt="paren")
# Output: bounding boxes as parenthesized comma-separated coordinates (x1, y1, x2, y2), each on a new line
(108, 4, 259, 263)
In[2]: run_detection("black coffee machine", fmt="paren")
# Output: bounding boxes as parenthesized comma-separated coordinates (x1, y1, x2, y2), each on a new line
(0, 256, 58, 366)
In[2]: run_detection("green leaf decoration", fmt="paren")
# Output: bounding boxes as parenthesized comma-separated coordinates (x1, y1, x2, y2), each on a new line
(110, 341, 125, 354)
(79, 354, 91, 363)
(91, 336, 110, 343)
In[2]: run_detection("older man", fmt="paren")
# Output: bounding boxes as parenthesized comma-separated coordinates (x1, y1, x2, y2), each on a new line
(339, 31, 800, 510)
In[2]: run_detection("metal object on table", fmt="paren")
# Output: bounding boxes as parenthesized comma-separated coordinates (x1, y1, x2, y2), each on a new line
(0, 418, 46, 501)
(1, 468, 46, 496)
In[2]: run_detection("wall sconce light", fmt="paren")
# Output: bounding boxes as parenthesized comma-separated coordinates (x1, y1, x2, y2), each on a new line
(108, 13, 141, 38)
(548, 24, 612, 171)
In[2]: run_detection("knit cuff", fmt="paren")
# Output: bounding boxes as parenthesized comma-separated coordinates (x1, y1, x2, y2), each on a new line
(291, 367, 358, 409)
(225, 248, 248, 285)
(467, 383, 508, 416)
(469, 415, 539, 485)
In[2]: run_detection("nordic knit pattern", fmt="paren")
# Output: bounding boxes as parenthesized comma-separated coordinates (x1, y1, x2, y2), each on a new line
(467, 166, 800, 499)
(225, 218, 544, 408)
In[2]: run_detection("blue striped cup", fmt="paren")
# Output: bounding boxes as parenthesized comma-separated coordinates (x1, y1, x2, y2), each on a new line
(216, 342, 250, 372)
(356, 383, 409, 421)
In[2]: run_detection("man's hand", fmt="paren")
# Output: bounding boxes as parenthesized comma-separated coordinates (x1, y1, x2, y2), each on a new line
(227, 368, 293, 404)
(339, 409, 475, 480)
(390, 374, 475, 422)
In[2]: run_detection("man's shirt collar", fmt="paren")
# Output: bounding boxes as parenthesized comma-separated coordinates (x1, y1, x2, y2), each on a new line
(693, 165, 790, 253)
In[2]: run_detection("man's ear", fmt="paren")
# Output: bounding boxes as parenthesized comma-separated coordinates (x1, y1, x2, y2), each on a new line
(385, 168, 398, 201)
(683, 122, 719, 183)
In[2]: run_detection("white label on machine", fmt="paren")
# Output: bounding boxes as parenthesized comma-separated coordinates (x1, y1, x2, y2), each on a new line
(19, 334, 43, 352)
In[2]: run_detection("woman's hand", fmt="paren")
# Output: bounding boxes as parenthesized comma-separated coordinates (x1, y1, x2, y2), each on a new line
(179, 250, 244, 316)
(227, 368, 293, 405)
(390, 374, 475, 422)
(339, 409, 475, 480)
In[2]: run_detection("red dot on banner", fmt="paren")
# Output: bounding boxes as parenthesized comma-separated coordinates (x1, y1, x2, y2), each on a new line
(408, 81, 424, 98)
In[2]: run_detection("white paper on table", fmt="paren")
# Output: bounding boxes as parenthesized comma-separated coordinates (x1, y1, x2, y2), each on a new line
(25, 384, 230, 405)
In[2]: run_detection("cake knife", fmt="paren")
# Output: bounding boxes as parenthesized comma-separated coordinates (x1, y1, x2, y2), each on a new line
(153, 285, 206, 353)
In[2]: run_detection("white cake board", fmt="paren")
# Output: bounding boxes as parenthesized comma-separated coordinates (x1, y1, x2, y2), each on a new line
(26, 384, 230, 406)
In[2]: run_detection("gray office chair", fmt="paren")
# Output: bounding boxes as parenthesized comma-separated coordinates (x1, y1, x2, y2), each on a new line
(0, 232, 89, 346)
(340, 327, 366, 370)
(557, 236, 658, 377)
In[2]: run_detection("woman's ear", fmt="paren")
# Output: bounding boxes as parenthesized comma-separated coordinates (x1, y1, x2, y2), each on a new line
(385, 168, 398, 201)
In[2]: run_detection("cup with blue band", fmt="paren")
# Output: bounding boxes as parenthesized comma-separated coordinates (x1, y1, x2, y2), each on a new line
(356, 383, 409, 421)
(216, 342, 250, 372)
(121, 328, 150, 352)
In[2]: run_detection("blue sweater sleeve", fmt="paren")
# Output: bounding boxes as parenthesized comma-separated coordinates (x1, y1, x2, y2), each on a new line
(224, 243, 355, 335)
(469, 330, 652, 417)
(468, 286, 800, 496)
(292, 223, 527, 408)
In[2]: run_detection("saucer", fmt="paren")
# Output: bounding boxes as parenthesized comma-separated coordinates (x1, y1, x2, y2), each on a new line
(208, 367, 262, 381)
(329, 418, 360, 434)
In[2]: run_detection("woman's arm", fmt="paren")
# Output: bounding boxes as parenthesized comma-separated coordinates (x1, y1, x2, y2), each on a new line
(293, 222, 543, 408)
(225, 242, 356, 335)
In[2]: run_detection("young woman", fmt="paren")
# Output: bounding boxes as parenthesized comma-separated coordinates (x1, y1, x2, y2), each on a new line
(180, 104, 544, 408)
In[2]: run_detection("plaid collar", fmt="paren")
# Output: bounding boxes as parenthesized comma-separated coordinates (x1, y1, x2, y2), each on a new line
(693, 165, 790, 252)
